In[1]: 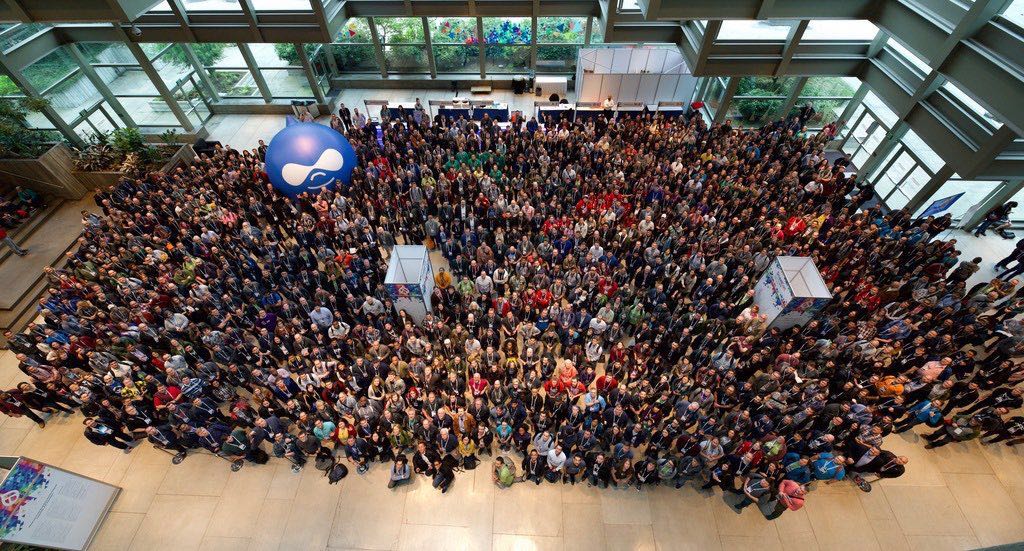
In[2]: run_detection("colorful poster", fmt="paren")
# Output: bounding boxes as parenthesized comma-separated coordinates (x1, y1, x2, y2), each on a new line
(754, 259, 792, 325)
(0, 457, 120, 551)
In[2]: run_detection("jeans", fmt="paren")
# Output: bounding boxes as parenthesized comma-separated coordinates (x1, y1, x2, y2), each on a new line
(2, 237, 25, 255)
(432, 472, 452, 491)
(388, 477, 411, 489)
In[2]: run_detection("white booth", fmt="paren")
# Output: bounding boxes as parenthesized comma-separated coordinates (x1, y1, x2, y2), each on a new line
(575, 46, 699, 106)
(754, 256, 833, 330)
(384, 245, 434, 325)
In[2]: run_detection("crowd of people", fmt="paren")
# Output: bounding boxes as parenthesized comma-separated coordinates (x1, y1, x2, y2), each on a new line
(1, 102, 1022, 520)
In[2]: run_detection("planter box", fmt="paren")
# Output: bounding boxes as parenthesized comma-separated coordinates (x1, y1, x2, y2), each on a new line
(72, 144, 197, 191)
(0, 143, 88, 200)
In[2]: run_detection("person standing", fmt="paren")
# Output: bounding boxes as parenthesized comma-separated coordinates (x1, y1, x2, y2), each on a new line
(338, 103, 352, 130)
(83, 417, 135, 452)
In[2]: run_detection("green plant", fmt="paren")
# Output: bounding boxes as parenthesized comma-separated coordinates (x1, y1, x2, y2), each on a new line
(73, 143, 117, 171)
(18, 96, 50, 112)
(110, 127, 146, 155)
(0, 98, 57, 159)
(163, 43, 226, 67)
(159, 129, 180, 146)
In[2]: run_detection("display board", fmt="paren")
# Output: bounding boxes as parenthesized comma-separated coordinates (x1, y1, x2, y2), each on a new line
(575, 46, 699, 106)
(384, 245, 434, 324)
(754, 256, 833, 330)
(0, 456, 120, 551)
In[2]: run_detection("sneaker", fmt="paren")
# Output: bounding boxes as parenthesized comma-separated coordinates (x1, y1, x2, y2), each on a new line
(291, 464, 302, 474)
(123, 447, 133, 454)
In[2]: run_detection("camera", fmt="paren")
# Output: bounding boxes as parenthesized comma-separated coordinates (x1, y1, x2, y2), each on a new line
(130, 25, 142, 37)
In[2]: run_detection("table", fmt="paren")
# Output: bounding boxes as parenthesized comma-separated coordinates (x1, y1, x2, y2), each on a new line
(383, 102, 420, 119)
(437, 107, 472, 121)
(473, 103, 510, 122)
(659, 107, 686, 118)
(615, 106, 647, 119)
(575, 107, 610, 121)
(538, 104, 575, 123)
(535, 76, 568, 98)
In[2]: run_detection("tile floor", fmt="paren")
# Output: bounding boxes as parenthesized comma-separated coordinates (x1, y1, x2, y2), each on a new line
(4, 110, 1024, 550)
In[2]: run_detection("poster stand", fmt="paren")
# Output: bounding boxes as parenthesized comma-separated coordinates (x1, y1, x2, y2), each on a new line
(754, 256, 833, 330)
(0, 455, 121, 551)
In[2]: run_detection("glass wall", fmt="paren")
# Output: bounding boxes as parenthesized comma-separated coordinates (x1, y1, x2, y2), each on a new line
(202, 43, 261, 99)
(377, 18, 430, 74)
(482, 17, 531, 74)
(726, 76, 797, 128)
(717, 20, 792, 40)
(537, 17, 585, 74)
(431, 17, 479, 74)
(802, 20, 878, 41)
(793, 76, 860, 128)
(333, 18, 378, 73)
(26, 46, 117, 136)
(250, 43, 315, 98)
(916, 177, 1002, 220)
(703, 77, 729, 120)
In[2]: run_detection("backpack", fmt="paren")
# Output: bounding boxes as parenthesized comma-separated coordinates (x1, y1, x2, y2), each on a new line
(315, 448, 335, 471)
(248, 448, 269, 465)
(326, 462, 349, 484)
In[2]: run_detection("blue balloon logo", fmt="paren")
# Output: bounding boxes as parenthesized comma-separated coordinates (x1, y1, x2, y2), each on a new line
(265, 122, 356, 198)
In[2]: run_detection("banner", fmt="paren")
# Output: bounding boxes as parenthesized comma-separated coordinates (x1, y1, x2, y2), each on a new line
(0, 457, 120, 551)
(919, 192, 964, 218)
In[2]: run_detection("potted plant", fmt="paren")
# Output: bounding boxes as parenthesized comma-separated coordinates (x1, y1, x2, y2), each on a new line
(0, 98, 88, 200)
(72, 127, 194, 189)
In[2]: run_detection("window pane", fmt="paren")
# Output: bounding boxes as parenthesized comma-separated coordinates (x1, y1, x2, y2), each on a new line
(918, 179, 1001, 220)
(249, 43, 299, 68)
(796, 98, 851, 128)
(801, 76, 858, 98)
(537, 18, 586, 43)
(206, 44, 246, 68)
(862, 90, 898, 127)
(250, 0, 310, 9)
(735, 76, 796, 97)
(0, 24, 50, 53)
(703, 77, 728, 117)
(433, 45, 479, 73)
(619, 0, 640, 12)
(45, 72, 102, 124)
(384, 45, 430, 73)
(590, 18, 604, 43)
(431, 17, 477, 45)
(484, 45, 530, 73)
(802, 20, 878, 40)
(332, 44, 379, 72)
(25, 48, 78, 92)
(1000, 0, 1024, 26)
(337, 18, 372, 43)
(150, 44, 196, 89)
(81, 42, 135, 64)
(117, 96, 182, 126)
(902, 128, 944, 172)
(537, 44, 579, 73)
(941, 80, 1000, 127)
(208, 69, 260, 97)
(727, 98, 784, 127)
(263, 68, 313, 98)
(106, 68, 158, 96)
(718, 20, 793, 40)
(482, 18, 532, 44)
(887, 38, 930, 74)
(181, 0, 241, 11)
(377, 18, 425, 44)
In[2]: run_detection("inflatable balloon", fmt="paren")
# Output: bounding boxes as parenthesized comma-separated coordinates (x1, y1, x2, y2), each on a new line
(264, 122, 356, 199)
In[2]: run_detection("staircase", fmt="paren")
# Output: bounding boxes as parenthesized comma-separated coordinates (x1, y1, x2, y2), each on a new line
(0, 197, 84, 347)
